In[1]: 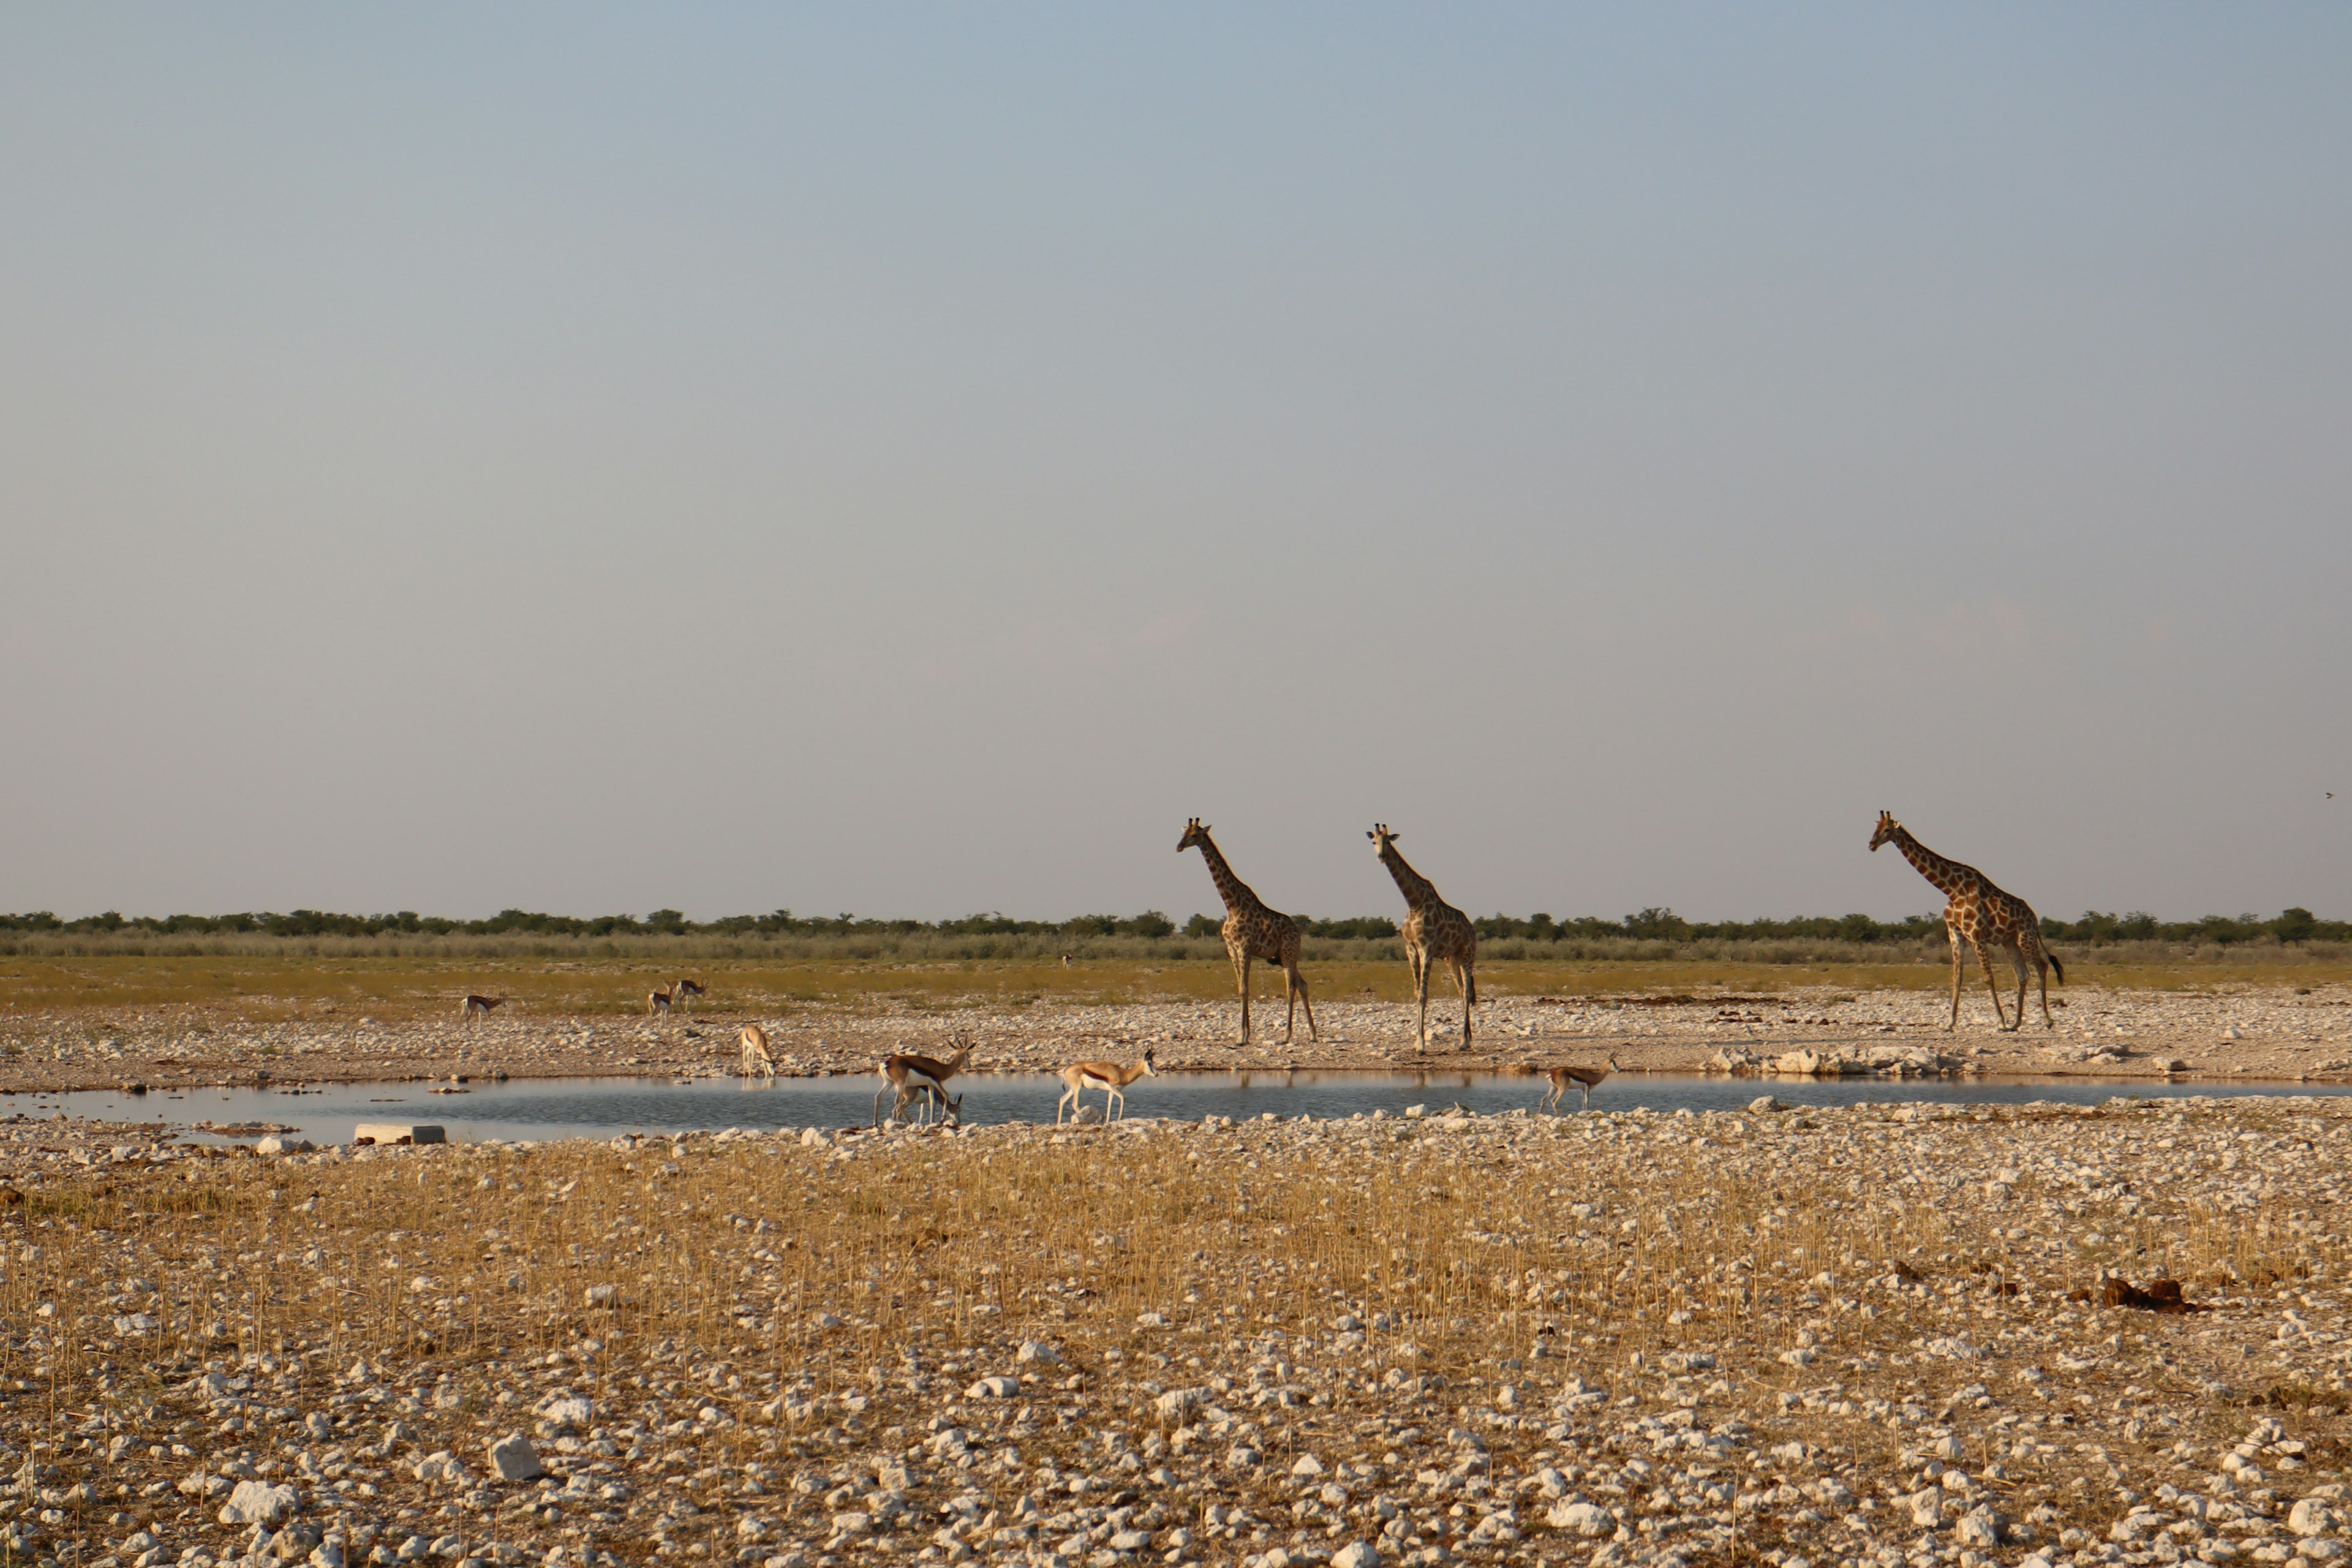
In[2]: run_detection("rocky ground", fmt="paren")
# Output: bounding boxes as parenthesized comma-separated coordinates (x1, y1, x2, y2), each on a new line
(2, 987, 2349, 1096)
(1, 1093, 2347, 1568)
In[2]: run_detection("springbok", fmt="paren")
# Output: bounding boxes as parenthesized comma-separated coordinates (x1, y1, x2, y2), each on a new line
(648, 986, 673, 1018)
(739, 1024, 775, 1080)
(1055, 1048, 1156, 1125)
(872, 1043, 974, 1129)
(674, 978, 706, 1011)
(881, 1076, 962, 1129)
(460, 995, 503, 1023)
(1540, 1054, 1623, 1113)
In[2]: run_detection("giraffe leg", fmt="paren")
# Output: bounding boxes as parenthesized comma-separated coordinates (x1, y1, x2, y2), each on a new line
(2037, 949, 2054, 1029)
(1414, 948, 1432, 1052)
(1289, 960, 1318, 1042)
(2007, 947, 2032, 1034)
(1975, 943, 2011, 1030)
(1236, 952, 1253, 1044)
(1453, 959, 1473, 1049)
(1947, 931, 1964, 1031)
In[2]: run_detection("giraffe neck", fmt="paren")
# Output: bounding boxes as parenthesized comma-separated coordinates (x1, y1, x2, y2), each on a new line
(1378, 845, 1441, 911)
(1194, 834, 1266, 917)
(1894, 827, 1974, 897)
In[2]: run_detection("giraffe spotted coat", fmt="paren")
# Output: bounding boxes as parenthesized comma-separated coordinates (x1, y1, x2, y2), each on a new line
(1870, 811, 2065, 1031)
(1368, 823, 1479, 1051)
(1178, 819, 1319, 1045)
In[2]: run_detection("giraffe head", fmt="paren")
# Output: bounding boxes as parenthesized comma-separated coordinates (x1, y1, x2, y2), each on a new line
(1178, 818, 1212, 853)
(1869, 811, 1902, 852)
(1367, 823, 1399, 858)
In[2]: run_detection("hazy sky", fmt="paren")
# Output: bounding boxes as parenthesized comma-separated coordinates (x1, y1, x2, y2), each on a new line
(4, 6, 2348, 925)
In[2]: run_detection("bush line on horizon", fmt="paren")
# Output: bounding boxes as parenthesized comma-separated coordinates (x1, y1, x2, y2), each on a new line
(1, 903, 2343, 947)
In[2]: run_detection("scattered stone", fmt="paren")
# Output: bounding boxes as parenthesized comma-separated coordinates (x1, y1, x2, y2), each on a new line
(217, 1480, 298, 1526)
(484, 1433, 542, 1482)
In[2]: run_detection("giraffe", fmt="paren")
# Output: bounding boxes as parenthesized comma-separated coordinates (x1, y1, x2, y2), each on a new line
(1178, 819, 1318, 1044)
(1367, 823, 1479, 1051)
(1869, 811, 2065, 1031)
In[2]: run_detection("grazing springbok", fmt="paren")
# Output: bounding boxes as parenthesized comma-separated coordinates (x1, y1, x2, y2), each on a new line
(648, 986, 673, 1018)
(1055, 1048, 1156, 1125)
(1540, 1054, 1623, 1113)
(739, 1024, 775, 1080)
(460, 995, 503, 1023)
(872, 1043, 974, 1129)
(673, 978, 706, 1011)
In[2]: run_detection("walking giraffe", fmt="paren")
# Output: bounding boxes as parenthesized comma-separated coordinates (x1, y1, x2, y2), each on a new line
(1869, 811, 2065, 1031)
(1178, 819, 1318, 1044)
(1368, 823, 1479, 1050)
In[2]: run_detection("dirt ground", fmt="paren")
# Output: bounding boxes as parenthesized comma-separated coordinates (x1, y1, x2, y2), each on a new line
(2, 985, 2348, 1096)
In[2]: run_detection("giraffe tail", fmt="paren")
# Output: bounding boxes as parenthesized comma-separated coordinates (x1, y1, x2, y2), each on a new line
(2047, 950, 2065, 986)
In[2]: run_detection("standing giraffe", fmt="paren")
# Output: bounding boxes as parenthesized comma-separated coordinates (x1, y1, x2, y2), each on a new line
(1178, 819, 1318, 1045)
(1368, 823, 1479, 1051)
(1869, 811, 2065, 1031)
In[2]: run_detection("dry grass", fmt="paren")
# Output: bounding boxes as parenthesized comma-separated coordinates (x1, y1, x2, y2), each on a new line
(5, 946, 2348, 1026)
(7, 1098, 2348, 1565)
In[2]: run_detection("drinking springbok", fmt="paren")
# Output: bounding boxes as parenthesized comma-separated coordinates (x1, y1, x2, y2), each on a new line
(739, 1024, 775, 1080)
(460, 995, 503, 1023)
(1055, 1048, 1156, 1125)
(872, 1043, 974, 1129)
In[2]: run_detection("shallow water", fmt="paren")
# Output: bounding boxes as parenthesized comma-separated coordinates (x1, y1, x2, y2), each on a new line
(10, 1069, 2350, 1145)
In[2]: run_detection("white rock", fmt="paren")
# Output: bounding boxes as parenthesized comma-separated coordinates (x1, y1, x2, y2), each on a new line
(1548, 1501, 1611, 1537)
(538, 1395, 592, 1433)
(1955, 1506, 2005, 1547)
(582, 1285, 617, 1308)
(1154, 1387, 1205, 1422)
(799, 1127, 827, 1147)
(308, 1540, 345, 1568)
(1016, 1341, 1060, 1365)
(1291, 1454, 1325, 1477)
(484, 1433, 543, 1482)
(966, 1376, 1019, 1399)
(1332, 1543, 1382, 1568)
(217, 1479, 300, 1526)
(353, 1123, 445, 1145)
(2291, 1499, 2336, 1537)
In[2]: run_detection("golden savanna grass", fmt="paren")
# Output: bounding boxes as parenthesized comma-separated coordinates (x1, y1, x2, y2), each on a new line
(4, 948, 2346, 1023)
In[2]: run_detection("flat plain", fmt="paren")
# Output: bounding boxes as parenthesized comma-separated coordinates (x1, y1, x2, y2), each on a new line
(1, 950, 2349, 1093)
(4, 948, 2350, 1568)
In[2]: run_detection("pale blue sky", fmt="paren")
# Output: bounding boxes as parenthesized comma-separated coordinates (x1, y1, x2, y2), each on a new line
(3, 6, 2346, 923)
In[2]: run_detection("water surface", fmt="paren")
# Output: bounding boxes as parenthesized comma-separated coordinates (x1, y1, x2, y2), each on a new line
(9, 1070, 2346, 1145)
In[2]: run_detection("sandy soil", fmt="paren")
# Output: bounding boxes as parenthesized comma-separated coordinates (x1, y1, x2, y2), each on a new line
(4, 986, 2350, 1096)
